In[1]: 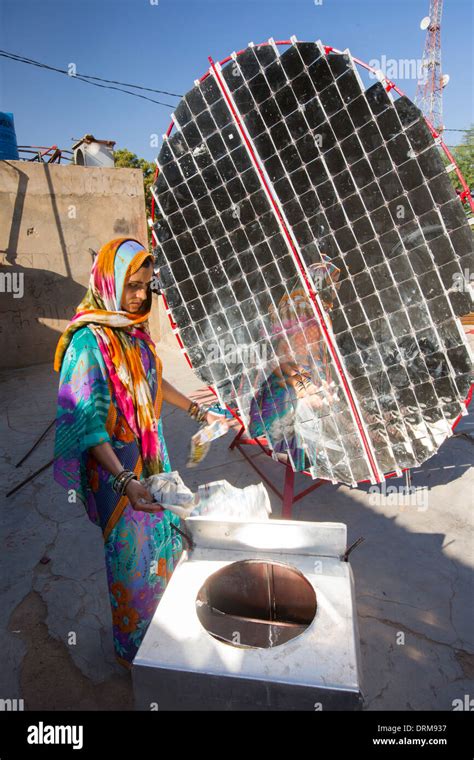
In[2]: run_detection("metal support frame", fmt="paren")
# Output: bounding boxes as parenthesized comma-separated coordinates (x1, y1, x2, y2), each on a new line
(229, 424, 326, 519)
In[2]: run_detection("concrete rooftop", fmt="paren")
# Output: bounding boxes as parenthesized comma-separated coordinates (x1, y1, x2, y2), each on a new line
(1, 336, 473, 711)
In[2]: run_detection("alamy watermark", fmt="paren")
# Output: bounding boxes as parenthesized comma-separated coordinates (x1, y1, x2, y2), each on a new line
(452, 694, 474, 711)
(368, 481, 429, 511)
(368, 55, 425, 82)
(207, 339, 270, 366)
(0, 698, 24, 710)
(0, 271, 24, 298)
(27, 722, 83, 750)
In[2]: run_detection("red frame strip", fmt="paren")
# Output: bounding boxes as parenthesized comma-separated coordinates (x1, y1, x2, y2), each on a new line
(208, 54, 383, 484)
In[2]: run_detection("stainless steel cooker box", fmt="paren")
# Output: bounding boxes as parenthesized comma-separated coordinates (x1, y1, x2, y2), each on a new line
(132, 517, 363, 710)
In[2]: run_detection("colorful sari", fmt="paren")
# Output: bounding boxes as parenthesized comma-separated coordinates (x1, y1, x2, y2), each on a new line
(53, 238, 183, 669)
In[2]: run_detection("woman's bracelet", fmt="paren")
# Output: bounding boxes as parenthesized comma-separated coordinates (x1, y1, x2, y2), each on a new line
(112, 470, 129, 494)
(116, 472, 136, 496)
(112, 469, 137, 496)
(187, 400, 209, 425)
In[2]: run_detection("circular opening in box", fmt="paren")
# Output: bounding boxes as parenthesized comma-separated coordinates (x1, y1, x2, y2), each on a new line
(195, 559, 317, 649)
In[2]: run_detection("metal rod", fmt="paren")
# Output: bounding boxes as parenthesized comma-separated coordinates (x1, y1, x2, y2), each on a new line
(6, 458, 54, 497)
(229, 432, 327, 517)
(343, 537, 365, 562)
(170, 522, 195, 551)
(15, 419, 55, 467)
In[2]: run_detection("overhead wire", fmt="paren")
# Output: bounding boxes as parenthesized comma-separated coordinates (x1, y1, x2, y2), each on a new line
(0, 49, 183, 107)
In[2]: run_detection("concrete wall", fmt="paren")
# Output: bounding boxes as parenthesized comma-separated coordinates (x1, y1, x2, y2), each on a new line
(0, 160, 176, 369)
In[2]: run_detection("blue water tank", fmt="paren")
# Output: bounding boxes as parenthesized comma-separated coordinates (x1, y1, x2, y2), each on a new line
(0, 112, 19, 160)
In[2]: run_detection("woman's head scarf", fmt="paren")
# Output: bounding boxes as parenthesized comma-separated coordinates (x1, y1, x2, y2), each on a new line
(54, 237, 163, 472)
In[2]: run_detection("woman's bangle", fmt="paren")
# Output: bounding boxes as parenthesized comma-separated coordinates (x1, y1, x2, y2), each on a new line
(112, 470, 129, 493)
(112, 469, 137, 496)
(187, 400, 199, 419)
(112, 470, 127, 494)
(187, 401, 208, 425)
(121, 472, 137, 495)
(116, 470, 136, 492)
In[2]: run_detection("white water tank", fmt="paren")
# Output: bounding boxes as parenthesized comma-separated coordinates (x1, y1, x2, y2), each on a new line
(73, 135, 115, 167)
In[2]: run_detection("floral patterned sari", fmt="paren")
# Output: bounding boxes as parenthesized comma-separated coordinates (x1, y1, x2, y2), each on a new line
(53, 239, 183, 669)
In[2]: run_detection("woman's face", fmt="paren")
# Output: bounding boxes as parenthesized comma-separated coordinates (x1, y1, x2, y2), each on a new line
(121, 264, 153, 314)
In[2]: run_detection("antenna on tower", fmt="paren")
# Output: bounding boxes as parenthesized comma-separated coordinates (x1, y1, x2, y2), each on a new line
(415, 0, 448, 134)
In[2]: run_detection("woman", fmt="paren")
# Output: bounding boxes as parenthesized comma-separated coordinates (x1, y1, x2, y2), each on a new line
(247, 255, 341, 472)
(53, 237, 234, 670)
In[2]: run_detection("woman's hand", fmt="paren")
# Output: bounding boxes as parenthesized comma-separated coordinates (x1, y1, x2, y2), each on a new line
(205, 410, 241, 430)
(124, 478, 163, 513)
(300, 380, 337, 411)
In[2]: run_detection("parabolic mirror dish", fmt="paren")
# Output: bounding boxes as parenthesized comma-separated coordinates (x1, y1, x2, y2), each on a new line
(152, 39, 473, 487)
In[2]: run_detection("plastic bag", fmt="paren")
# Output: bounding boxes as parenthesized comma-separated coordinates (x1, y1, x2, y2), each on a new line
(142, 471, 197, 519)
(141, 471, 271, 521)
(192, 479, 272, 521)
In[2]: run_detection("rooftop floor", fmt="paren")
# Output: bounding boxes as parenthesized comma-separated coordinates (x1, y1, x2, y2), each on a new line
(1, 337, 473, 711)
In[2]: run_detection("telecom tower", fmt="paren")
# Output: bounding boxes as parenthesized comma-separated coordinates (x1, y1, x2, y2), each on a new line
(415, 0, 449, 134)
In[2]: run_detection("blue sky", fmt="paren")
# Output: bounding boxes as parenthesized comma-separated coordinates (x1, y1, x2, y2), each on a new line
(0, 0, 472, 162)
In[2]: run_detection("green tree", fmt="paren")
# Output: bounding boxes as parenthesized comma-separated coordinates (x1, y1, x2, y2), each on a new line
(114, 148, 156, 246)
(448, 125, 474, 194)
